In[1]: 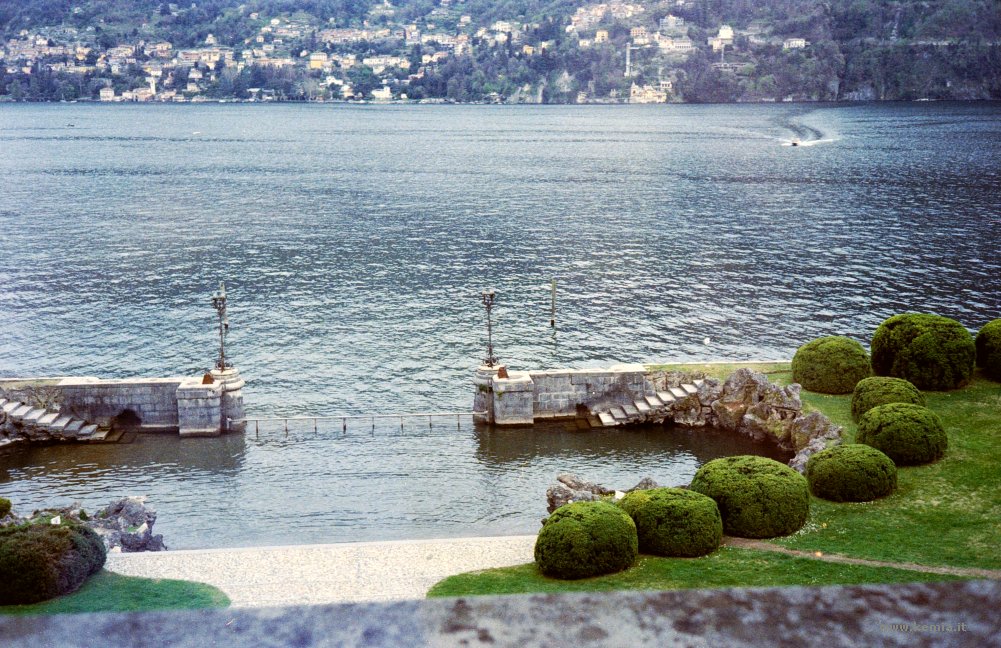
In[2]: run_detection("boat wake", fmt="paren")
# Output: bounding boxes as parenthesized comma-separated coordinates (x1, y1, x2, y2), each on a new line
(776, 108, 837, 147)
(781, 138, 836, 147)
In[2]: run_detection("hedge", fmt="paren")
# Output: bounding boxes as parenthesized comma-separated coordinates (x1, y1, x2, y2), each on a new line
(534, 501, 638, 580)
(792, 336, 871, 394)
(689, 456, 810, 539)
(871, 313, 975, 390)
(805, 444, 897, 502)
(857, 403, 948, 466)
(0, 523, 107, 605)
(975, 319, 1001, 380)
(617, 488, 722, 557)
(850, 376, 925, 422)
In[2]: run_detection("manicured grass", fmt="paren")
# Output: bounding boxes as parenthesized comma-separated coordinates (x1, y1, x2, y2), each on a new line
(427, 546, 961, 598)
(0, 570, 230, 615)
(430, 364, 1000, 597)
(777, 372, 1001, 570)
(646, 361, 792, 382)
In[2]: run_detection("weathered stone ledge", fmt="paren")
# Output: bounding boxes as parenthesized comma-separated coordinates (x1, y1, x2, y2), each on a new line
(3, 580, 996, 647)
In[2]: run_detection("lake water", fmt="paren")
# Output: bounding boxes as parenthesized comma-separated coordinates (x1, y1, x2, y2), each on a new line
(0, 102, 999, 548)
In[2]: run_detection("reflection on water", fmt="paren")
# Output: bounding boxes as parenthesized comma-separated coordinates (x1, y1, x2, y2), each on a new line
(0, 421, 786, 548)
(473, 421, 791, 467)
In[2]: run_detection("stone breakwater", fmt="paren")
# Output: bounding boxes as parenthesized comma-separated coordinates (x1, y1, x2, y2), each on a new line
(475, 365, 842, 472)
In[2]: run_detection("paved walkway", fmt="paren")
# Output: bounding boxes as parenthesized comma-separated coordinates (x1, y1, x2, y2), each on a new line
(104, 535, 537, 608)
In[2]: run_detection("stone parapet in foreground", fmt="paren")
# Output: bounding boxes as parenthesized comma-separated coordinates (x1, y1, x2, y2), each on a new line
(3, 580, 996, 647)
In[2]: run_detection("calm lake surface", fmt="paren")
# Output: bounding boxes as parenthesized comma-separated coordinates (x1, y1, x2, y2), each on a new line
(1, 102, 999, 548)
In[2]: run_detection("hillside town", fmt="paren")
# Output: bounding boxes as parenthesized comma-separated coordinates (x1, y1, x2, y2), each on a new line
(0, 0, 996, 103)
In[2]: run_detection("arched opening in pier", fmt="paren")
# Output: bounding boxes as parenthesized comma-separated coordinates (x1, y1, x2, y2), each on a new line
(111, 409, 142, 433)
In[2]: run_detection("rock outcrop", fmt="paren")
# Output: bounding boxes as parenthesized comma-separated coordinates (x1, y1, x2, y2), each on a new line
(0, 496, 167, 552)
(591, 368, 843, 472)
(546, 473, 662, 513)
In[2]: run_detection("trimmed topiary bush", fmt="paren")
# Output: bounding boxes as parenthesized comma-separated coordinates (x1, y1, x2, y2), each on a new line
(0, 523, 107, 604)
(792, 336, 872, 394)
(617, 488, 722, 557)
(871, 313, 976, 390)
(805, 444, 897, 502)
(689, 456, 810, 539)
(975, 319, 1001, 381)
(534, 501, 638, 580)
(851, 376, 925, 422)
(857, 403, 947, 466)
(0, 497, 11, 518)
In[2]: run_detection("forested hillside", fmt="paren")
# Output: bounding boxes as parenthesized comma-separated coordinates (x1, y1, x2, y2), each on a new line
(1, 0, 998, 102)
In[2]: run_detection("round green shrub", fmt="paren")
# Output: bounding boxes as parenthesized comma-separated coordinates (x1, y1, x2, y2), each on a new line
(617, 488, 722, 557)
(0, 498, 11, 518)
(0, 523, 107, 605)
(871, 313, 976, 390)
(850, 376, 925, 422)
(975, 319, 1001, 380)
(689, 456, 810, 539)
(857, 403, 948, 466)
(792, 336, 872, 394)
(534, 501, 638, 580)
(805, 444, 897, 502)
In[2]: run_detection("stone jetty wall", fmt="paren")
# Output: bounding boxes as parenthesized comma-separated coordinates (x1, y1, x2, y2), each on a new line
(474, 363, 654, 426)
(473, 364, 842, 471)
(0, 367, 245, 441)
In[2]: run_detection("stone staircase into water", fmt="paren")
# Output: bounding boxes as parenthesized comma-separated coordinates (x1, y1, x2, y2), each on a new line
(0, 397, 114, 442)
(591, 379, 705, 427)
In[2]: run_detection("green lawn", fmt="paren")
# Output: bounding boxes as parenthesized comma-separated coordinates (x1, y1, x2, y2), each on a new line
(776, 373, 1001, 569)
(0, 570, 230, 615)
(428, 546, 961, 598)
(430, 364, 1001, 597)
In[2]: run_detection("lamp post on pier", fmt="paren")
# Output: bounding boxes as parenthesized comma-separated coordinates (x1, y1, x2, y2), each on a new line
(481, 289, 498, 368)
(211, 282, 230, 371)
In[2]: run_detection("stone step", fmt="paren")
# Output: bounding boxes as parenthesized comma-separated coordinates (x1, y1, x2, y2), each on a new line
(634, 399, 651, 414)
(597, 412, 616, 427)
(656, 391, 677, 405)
(48, 415, 74, 432)
(22, 408, 47, 424)
(0, 398, 7, 407)
(62, 419, 85, 434)
(10, 404, 34, 418)
(609, 407, 628, 421)
(37, 412, 60, 427)
(621, 403, 640, 418)
(103, 429, 125, 443)
(645, 394, 664, 408)
(694, 379, 705, 387)
(2, 401, 22, 414)
(681, 383, 698, 395)
(78, 424, 99, 439)
(668, 386, 688, 399)
(586, 415, 602, 428)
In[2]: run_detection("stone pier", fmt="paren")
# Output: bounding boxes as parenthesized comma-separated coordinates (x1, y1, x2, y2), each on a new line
(0, 366, 246, 440)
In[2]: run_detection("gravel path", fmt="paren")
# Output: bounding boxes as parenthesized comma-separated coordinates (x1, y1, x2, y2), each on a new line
(104, 535, 537, 608)
(724, 538, 1001, 579)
